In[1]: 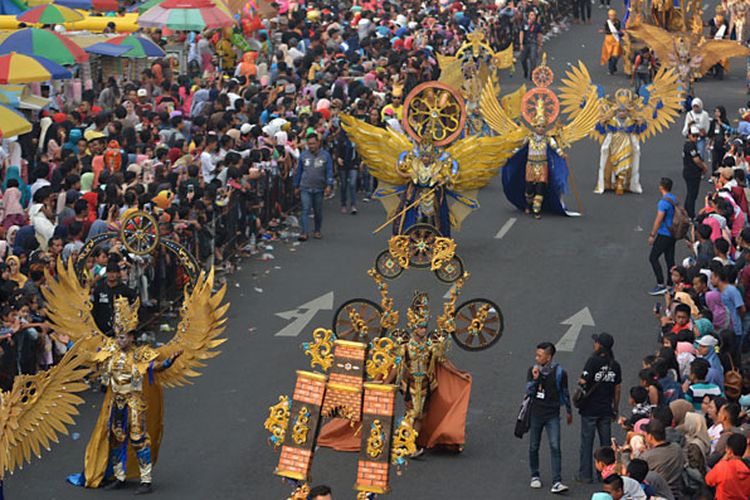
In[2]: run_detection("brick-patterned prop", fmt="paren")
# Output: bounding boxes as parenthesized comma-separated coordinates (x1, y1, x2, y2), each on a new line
(322, 340, 367, 420)
(356, 383, 397, 496)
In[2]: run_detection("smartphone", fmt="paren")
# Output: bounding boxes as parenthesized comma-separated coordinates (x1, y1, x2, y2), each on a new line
(654, 302, 661, 314)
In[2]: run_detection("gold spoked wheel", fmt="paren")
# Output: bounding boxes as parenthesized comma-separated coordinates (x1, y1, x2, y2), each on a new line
(375, 249, 404, 280)
(434, 255, 464, 283)
(332, 299, 384, 342)
(120, 211, 160, 255)
(402, 81, 466, 146)
(452, 299, 504, 351)
(405, 223, 439, 269)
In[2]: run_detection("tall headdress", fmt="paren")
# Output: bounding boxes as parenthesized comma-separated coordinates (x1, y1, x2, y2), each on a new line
(113, 296, 140, 335)
(406, 291, 431, 329)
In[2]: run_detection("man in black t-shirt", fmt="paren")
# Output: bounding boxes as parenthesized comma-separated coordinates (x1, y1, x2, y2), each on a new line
(682, 128, 708, 218)
(519, 11, 542, 79)
(91, 262, 137, 336)
(576, 333, 622, 483)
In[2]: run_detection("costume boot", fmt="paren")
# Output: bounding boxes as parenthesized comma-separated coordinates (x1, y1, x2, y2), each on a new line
(532, 195, 543, 219)
(615, 175, 625, 195)
(525, 192, 534, 215)
(134, 445, 153, 485)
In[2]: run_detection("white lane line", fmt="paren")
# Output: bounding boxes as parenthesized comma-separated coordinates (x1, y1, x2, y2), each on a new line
(494, 217, 517, 239)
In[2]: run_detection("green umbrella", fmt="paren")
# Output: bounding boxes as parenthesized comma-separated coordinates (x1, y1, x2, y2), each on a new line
(0, 28, 88, 66)
(137, 0, 161, 13)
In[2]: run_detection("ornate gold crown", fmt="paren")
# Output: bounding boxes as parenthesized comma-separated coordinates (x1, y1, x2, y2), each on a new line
(407, 292, 430, 329)
(531, 98, 547, 127)
(614, 88, 635, 108)
(113, 296, 140, 335)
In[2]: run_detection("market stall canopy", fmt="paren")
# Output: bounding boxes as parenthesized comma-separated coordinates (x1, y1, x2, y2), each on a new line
(138, 0, 235, 31)
(0, 102, 32, 136)
(0, 28, 89, 65)
(0, 85, 51, 110)
(0, 52, 72, 83)
(108, 34, 165, 57)
(55, 0, 117, 10)
(17, 3, 84, 23)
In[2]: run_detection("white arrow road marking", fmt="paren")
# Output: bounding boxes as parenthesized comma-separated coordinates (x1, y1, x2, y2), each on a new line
(443, 284, 456, 299)
(555, 307, 595, 352)
(494, 217, 517, 239)
(274, 292, 334, 337)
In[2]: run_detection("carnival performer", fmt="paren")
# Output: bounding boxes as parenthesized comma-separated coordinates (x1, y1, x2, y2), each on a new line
(600, 9, 623, 75)
(481, 61, 602, 218)
(40, 263, 227, 494)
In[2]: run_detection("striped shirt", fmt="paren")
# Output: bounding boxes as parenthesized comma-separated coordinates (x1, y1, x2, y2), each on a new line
(685, 382, 723, 410)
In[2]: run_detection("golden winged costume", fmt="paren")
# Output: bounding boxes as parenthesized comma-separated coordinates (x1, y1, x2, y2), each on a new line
(43, 263, 228, 490)
(480, 61, 602, 217)
(628, 21, 750, 94)
(557, 64, 682, 195)
(0, 343, 90, 497)
(340, 113, 521, 236)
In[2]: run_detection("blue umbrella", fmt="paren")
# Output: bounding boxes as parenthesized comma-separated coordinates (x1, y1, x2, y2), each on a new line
(84, 42, 132, 57)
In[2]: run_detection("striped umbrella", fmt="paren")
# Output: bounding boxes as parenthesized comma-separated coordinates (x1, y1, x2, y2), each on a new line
(0, 53, 72, 83)
(107, 34, 165, 58)
(0, 103, 32, 137)
(138, 0, 234, 31)
(0, 28, 88, 65)
(17, 4, 84, 23)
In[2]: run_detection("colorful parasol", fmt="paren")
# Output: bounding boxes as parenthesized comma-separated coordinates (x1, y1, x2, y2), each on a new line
(55, 0, 118, 10)
(136, 0, 161, 13)
(0, 53, 72, 83)
(107, 34, 165, 57)
(0, 28, 88, 65)
(138, 0, 234, 31)
(0, 103, 32, 137)
(17, 3, 84, 23)
(84, 42, 132, 57)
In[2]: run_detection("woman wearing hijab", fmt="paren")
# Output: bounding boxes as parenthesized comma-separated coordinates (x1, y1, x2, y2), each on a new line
(1, 180, 26, 230)
(6, 255, 27, 288)
(80, 172, 94, 194)
(3, 166, 30, 208)
(706, 290, 731, 331)
(679, 411, 710, 495)
(669, 399, 694, 428)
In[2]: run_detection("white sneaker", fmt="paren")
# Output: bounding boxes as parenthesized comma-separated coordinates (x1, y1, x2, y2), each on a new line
(530, 477, 542, 489)
(550, 482, 569, 494)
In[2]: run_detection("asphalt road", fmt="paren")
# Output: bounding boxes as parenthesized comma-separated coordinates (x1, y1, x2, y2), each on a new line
(9, 8, 750, 500)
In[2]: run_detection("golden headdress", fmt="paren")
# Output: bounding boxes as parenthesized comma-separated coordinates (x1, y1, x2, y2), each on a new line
(531, 98, 547, 128)
(406, 291, 430, 329)
(114, 296, 140, 335)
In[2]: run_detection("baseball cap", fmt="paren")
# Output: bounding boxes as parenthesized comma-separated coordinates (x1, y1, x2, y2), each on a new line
(689, 125, 700, 136)
(226, 128, 241, 142)
(137, 88, 148, 97)
(106, 261, 120, 273)
(592, 332, 614, 350)
(696, 335, 718, 347)
(240, 123, 254, 135)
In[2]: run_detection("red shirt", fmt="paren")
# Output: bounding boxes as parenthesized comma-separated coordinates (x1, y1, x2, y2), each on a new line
(705, 458, 750, 500)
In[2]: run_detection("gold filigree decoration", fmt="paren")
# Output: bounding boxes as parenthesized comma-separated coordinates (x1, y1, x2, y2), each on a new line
(264, 395, 291, 451)
(113, 295, 140, 335)
(287, 483, 310, 500)
(391, 413, 419, 474)
(387, 235, 410, 268)
(430, 237, 456, 271)
(346, 306, 369, 339)
(437, 272, 469, 333)
(368, 268, 399, 330)
(302, 328, 335, 372)
(366, 419, 386, 458)
(291, 406, 311, 446)
(469, 303, 492, 335)
(366, 337, 400, 381)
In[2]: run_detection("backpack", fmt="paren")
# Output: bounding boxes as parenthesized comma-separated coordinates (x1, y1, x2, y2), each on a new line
(663, 195, 690, 240)
(724, 355, 743, 400)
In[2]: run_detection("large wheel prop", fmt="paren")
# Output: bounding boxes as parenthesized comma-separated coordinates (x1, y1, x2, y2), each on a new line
(74, 210, 201, 286)
(451, 299, 504, 351)
(332, 298, 384, 343)
(402, 82, 466, 146)
(405, 223, 438, 269)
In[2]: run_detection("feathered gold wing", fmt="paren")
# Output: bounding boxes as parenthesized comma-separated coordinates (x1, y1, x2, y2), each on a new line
(436, 53, 463, 91)
(0, 342, 90, 478)
(637, 67, 684, 140)
(447, 134, 524, 191)
(340, 113, 413, 186)
(153, 269, 228, 388)
(558, 61, 599, 119)
(42, 259, 106, 352)
(480, 80, 526, 138)
(502, 84, 527, 120)
(698, 39, 750, 75)
(626, 23, 677, 64)
(556, 85, 603, 149)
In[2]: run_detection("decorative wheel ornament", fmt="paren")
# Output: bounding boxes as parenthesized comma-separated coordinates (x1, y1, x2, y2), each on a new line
(451, 299, 504, 351)
(119, 210, 159, 255)
(375, 250, 404, 280)
(404, 224, 439, 268)
(521, 87, 560, 126)
(332, 298, 384, 342)
(434, 255, 464, 283)
(531, 64, 554, 88)
(402, 82, 466, 146)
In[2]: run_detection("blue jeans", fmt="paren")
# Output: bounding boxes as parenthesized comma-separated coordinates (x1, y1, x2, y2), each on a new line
(339, 169, 358, 209)
(696, 137, 707, 161)
(300, 188, 323, 235)
(529, 412, 562, 483)
(578, 415, 612, 481)
(361, 170, 373, 197)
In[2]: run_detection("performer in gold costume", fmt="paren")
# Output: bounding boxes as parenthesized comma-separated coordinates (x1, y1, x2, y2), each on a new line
(522, 113, 567, 217)
(44, 264, 228, 494)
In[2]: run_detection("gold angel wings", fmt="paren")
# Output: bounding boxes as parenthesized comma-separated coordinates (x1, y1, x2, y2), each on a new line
(0, 342, 90, 479)
(42, 261, 228, 388)
(480, 61, 603, 150)
(558, 63, 683, 142)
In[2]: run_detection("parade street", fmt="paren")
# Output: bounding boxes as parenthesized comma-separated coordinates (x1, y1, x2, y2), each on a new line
(7, 6, 750, 500)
